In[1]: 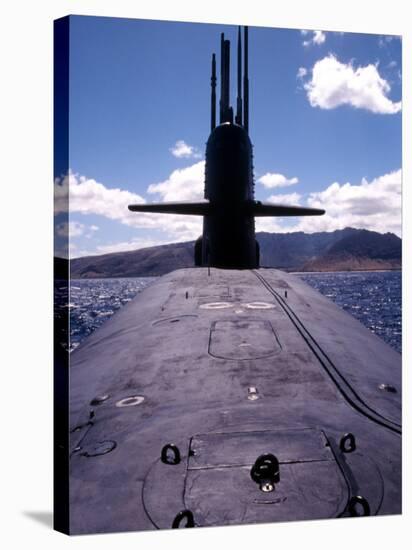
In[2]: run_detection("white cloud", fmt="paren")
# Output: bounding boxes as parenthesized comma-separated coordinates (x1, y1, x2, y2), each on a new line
(297, 67, 308, 79)
(257, 169, 401, 236)
(294, 169, 401, 236)
(313, 30, 326, 45)
(55, 221, 99, 239)
(54, 171, 146, 220)
(93, 237, 174, 256)
(266, 192, 302, 205)
(255, 217, 289, 233)
(85, 225, 99, 239)
(54, 170, 203, 254)
(257, 173, 299, 189)
(170, 140, 201, 159)
(303, 30, 326, 47)
(303, 55, 401, 114)
(148, 160, 205, 201)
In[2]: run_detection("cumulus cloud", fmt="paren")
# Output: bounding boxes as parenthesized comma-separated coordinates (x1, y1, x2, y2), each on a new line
(170, 140, 201, 159)
(94, 237, 174, 255)
(55, 221, 99, 241)
(257, 170, 400, 236)
(257, 173, 299, 189)
(255, 217, 289, 233)
(266, 192, 302, 205)
(148, 160, 205, 201)
(313, 31, 326, 45)
(294, 169, 401, 236)
(297, 67, 308, 79)
(85, 225, 99, 239)
(303, 55, 401, 114)
(54, 171, 146, 220)
(54, 171, 203, 252)
(303, 30, 326, 47)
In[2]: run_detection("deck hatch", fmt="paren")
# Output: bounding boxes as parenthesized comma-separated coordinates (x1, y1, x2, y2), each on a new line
(208, 319, 281, 360)
(188, 428, 332, 469)
(183, 428, 349, 526)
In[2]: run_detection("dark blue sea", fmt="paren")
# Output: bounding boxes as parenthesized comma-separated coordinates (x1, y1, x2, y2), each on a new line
(67, 271, 401, 353)
(297, 271, 401, 353)
(68, 278, 155, 352)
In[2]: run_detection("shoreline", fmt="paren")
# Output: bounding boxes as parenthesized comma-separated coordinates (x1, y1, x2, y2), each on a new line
(68, 268, 402, 280)
(290, 269, 402, 275)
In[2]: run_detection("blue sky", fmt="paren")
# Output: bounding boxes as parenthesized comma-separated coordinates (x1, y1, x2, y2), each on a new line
(54, 15, 402, 258)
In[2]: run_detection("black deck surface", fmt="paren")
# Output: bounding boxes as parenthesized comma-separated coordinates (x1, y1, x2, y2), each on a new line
(69, 268, 401, 534)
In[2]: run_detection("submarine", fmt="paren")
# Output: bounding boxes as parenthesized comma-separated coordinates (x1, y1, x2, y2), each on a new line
(129, 27, 324, 268)
(66, 26, 401, 534)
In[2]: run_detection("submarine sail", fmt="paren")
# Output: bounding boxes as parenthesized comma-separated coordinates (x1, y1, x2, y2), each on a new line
(128, 26, 325, 269)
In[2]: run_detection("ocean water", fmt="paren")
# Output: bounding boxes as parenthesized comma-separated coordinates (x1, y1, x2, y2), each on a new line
(68, 278, 155, 352)
(297, 271, 401, 353)
(66, 271, 401, 354)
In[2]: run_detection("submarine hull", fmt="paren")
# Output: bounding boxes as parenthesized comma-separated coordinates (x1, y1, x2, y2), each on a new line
(69, 268, 401, 534)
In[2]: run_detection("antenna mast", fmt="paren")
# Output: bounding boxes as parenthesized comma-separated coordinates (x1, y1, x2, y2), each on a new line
(235, 26, 243, 125)
(211, 53, 216, 131)
(243, 26, 249, 134)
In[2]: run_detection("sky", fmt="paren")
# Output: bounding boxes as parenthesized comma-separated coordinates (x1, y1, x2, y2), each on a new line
(54, 15, 402, 258)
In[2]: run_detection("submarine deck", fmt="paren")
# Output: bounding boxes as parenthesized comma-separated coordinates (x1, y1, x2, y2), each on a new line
(69, 268, 401, 534)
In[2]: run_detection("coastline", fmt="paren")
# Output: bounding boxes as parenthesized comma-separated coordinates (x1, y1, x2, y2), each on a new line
(290, 268, 402, 275)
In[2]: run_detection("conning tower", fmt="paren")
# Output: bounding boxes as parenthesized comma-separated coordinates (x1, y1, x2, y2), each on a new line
(129, 27, 325, 268)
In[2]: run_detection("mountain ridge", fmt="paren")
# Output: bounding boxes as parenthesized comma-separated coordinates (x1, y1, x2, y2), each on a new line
(69, 228, 401, 278)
